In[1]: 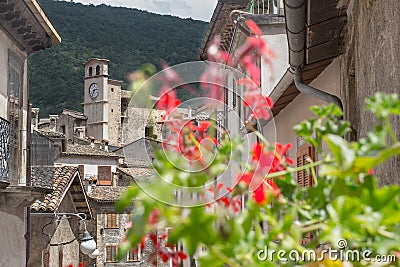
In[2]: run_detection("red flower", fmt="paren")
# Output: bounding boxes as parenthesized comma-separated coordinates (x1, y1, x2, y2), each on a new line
(246, 19, 263, 36)
(236, 142, 293, 205)
(157, 87, 181, 115)
(243, 88, 273, 120)
(148, 209, 161, 225)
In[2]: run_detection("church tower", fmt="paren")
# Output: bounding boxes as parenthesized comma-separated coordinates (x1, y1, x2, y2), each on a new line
(83, 58, 122, 146)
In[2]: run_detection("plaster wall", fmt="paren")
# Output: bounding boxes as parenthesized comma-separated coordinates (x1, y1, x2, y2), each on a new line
(0, 211, 26, 266)
(263, 58, 341, 159)
(55, 156, 118, 183)
(261, 28, 288, 96)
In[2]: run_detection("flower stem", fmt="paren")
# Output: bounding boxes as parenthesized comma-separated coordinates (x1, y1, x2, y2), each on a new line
(210, 247, 242, 267)
(265, 160, 327, 180)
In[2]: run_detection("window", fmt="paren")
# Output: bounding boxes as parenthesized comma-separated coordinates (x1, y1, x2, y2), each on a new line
(105, 245, 118, 262)
(296, 143, 316, 188)
(8, 52, 23, 180)
(96, 65, 100, 75)
(98, 166, 112, 185)
(88, 67, 93, 76)
(105, 212, 118, 228)
(296, 143, 316, 245)
(127, 246, 141, 262)
(111, 87, 114, 92)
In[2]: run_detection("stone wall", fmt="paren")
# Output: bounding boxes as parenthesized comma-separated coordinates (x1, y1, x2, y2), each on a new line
(341, 0, 400, 185)
(49, 217, 80, 267)
(95, 207, 171, 267)
(107, 82, 122, 147)
(122, 107, 165, 145)
(29, 191, 81, 267)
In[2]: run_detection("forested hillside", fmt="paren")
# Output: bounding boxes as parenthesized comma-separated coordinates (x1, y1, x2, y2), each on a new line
(29, 0, 208, 117)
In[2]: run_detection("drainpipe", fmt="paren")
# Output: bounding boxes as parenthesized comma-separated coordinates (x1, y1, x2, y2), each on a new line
(294, 69, 343, 110)
(284, 0, 343, 110)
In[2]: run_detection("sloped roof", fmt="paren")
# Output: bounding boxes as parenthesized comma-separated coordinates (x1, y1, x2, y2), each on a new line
(88, 186, 130, 202)
(61, 109, 87, 120)
(199, 0, 248, 60)
(25, 0, 61, 44)
(31, 166, 91, 215)
(117, 167, 154, 179)
(84, 58, 109, 65)
(121, 90, 131, 99)
(63, 144, 120, 158)
(35, 129, 65, 139)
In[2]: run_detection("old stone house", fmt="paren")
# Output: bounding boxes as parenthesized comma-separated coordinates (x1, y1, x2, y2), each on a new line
(88, 166, 177, 267)
(200, 0, 399, 187)
(55, 142, 122, 189)
(0, 0, 60, 265)
(29, 166, 92, 267)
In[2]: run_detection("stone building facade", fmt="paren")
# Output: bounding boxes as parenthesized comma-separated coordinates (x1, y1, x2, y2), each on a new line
(88, 172, 172, 267)
(0, 0, 60, 265)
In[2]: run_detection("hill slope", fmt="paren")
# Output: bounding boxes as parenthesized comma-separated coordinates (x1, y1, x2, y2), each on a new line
(29, 0, 208, 117)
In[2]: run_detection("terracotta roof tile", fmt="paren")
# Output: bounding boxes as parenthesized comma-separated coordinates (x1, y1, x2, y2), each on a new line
(61, 109, 87, 120)
(117, 167, 154, 179)
(88, 186, 129, 202)
(31, 166, 78, 212)
(35, 129, 65, 139)
(64, 144, 120, 158)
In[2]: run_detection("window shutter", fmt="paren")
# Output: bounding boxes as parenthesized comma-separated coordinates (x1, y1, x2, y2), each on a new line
(98, 166, 112, 185)
(297, 144, 316, 245)
(128, 246, 141, 261)
(106, 213, 118, 228)
(106, 246, 117, 262)
(296, 144, 316, 188)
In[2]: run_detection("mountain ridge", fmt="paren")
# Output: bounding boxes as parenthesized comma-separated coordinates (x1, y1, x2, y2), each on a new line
(29, 0, 208, 117)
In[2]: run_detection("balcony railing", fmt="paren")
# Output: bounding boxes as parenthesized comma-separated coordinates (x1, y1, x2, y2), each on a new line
(0, 117, 11, 184)
(30, 131, 55, 189)
(248, 0, 284, 15)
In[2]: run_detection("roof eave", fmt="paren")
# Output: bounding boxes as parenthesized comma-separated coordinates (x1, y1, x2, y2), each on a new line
(25, 0, 61, 44)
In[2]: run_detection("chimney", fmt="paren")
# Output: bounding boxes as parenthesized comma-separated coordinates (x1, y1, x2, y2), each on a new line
(89, 136, 95, 148)
(31, 108, 40, 131)
(103, 139, 109, 152)
(188, 106, 192, 119)
(49, 115, 58, 132)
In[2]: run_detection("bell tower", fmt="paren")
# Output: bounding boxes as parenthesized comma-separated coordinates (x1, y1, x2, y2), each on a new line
(83, 58, 110, 143)
(82, 58, 123, 146)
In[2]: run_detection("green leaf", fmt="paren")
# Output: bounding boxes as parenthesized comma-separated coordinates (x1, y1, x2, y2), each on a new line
(324, 134, 355, 170)
(115, 186, 139, 212)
